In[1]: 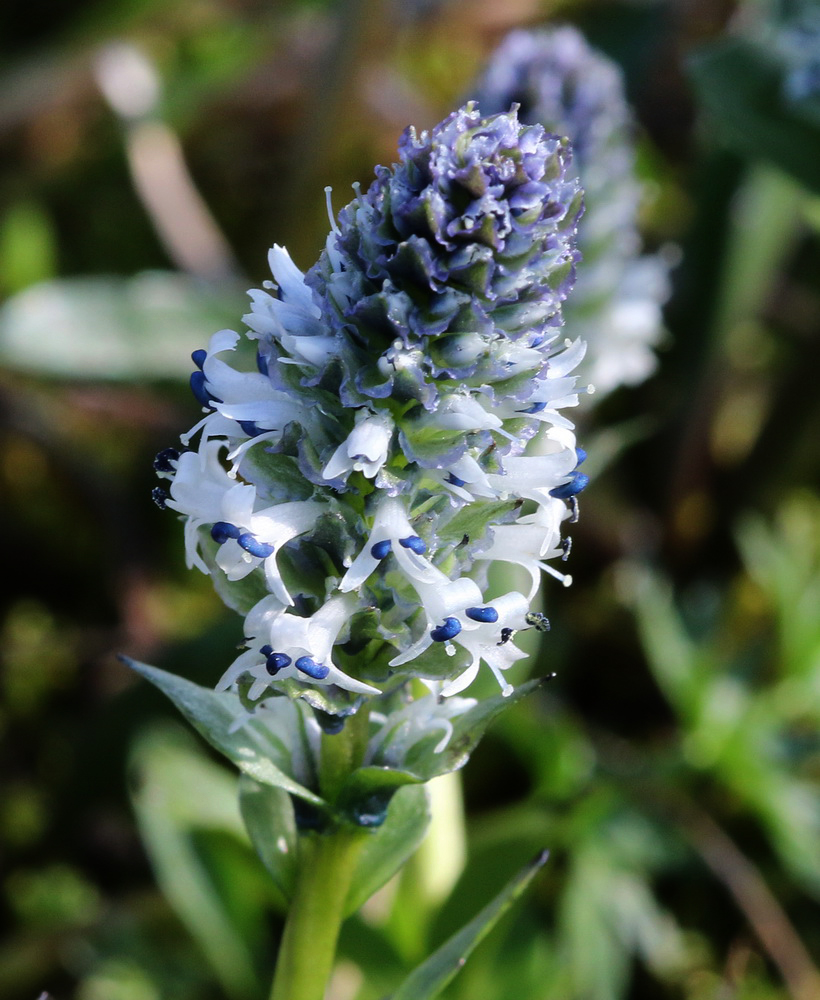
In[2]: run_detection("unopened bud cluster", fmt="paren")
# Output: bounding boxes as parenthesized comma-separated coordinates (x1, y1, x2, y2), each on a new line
(473, 27, 670, 394)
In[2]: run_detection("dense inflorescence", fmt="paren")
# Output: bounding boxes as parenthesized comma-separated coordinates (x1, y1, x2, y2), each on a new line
(473, 27, 670, 395)
(155, 104, 588, 731)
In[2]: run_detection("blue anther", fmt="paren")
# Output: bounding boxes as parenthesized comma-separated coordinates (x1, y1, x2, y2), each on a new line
(430, 617, 462, 642)
(399, 535, 427, 555)
(295, 655, 330, 680)
(446, 473, 466, 487)
(190, 370, 213, 408)
(530, 334, 546, 348)
(151, 486, 168, 509)
(153, 447, 180, 472)
(266, 652, 292, 674)
(211, 521, 241, 544)
(238, 533, 275, 558)
(575, 447, 587, 465)
(520, 401, 547, 413)
(371, 539, 392, 559)
(259, 644, 273, 657)
(549, 471, 590, 500)
(465, 606, 499, 623)
(191, 349, 207, 369)
(238, 420, 262, 437)
(256, 351, 269, 376)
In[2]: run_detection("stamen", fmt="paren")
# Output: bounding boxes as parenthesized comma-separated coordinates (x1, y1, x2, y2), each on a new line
(191, 348, 207, 369)
(399, 535, 427, 554)
(151, 486, 168, 509)
(446, 473, 466, 487)
(190, 370, 219, 409)
(518, 401, 547, 413)
(153, 447, 180, 473)
(549, 471, 589, 500)
(256, 350, 269, 376)
(237, 533, 275, 558)
(266, 652, 292, 674)
(465, 606, 499, 623)
(324, 186, 340, 235)
(371, 539, 392, 559)
(525, 611, 551, 632)
(431, 617, 462, 642)
(560, 536, 572, 561)
(295, 655, 330, 680)
(211, 521, 241, 544)
(541, 562, 573, 587)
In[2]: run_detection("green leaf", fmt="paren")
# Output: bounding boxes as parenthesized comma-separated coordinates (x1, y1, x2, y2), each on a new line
(0, 272, 242, 379)
(129, 727, 262, 1000)
(688, 38, 820, 195)
(387, 849, 549, 1000)
(345, 784, 431, 916)
(238, 775, 299, 903)
(123, 658, 327, 809)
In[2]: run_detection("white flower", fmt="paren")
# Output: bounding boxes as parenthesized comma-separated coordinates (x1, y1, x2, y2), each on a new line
(323, 409, 393, 481)
(244, 245, 338, 367)
(211, 498, 323, 605)
(367, 689, 478, 764)
(217, 593, 379, 698)
(389, 580, 532, 697)
(339, 497, 440, 592)
(475, 501, 570, 598)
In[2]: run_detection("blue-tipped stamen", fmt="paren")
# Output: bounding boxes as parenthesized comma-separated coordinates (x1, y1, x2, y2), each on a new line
(190, 370, 217, 408)
(295, 655, 329, 679)
(431, 616, 462, 642)
(371, 539, 392, 559)
(549, 471, 589, 500)
(191, 348, 207, 369)
(399, 535, 427, 554)
(465, 606, 499, 623)
(151, 486, 168, 509)
(238, 533, 275, 558)
(211, 521, 241, 544)
(153, 447, 180, 473)
(260, 644, 273, 657)
(519, 400, 547, 413)
(446, 473, 466, 487)
(266, 652, 292, 674)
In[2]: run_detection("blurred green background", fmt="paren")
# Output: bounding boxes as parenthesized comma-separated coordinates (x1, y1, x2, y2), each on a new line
(1, 0, 819, 998)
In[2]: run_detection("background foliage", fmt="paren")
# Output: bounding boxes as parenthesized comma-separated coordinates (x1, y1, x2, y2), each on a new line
(1, 1, 819, 998)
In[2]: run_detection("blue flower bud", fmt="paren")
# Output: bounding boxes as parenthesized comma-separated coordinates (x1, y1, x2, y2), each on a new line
(266, 652, 292, 674)
(295, 655, 329, 679)
(211, 521, 241, 544)
(237, 533, 275, 558)
(465, 606, 499, 623)
(431, 617, 462, 642)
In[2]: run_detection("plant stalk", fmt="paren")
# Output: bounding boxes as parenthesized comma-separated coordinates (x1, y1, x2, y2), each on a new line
(269, 825, 367, 1000)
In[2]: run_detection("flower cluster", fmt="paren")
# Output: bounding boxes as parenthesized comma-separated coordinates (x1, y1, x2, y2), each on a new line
(155, 104, 587, 725)
(472, 27, 670, 395)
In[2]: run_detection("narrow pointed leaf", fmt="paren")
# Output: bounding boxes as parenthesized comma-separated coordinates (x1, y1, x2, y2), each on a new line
(124, 658, 326, 808)
(387, 850, 549, 1000)
(238, 775, 299, 902)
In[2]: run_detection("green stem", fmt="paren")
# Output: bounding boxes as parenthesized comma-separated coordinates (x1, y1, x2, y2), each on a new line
(269, 826, 367, 1000)
(270, 711, 371, 1000)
